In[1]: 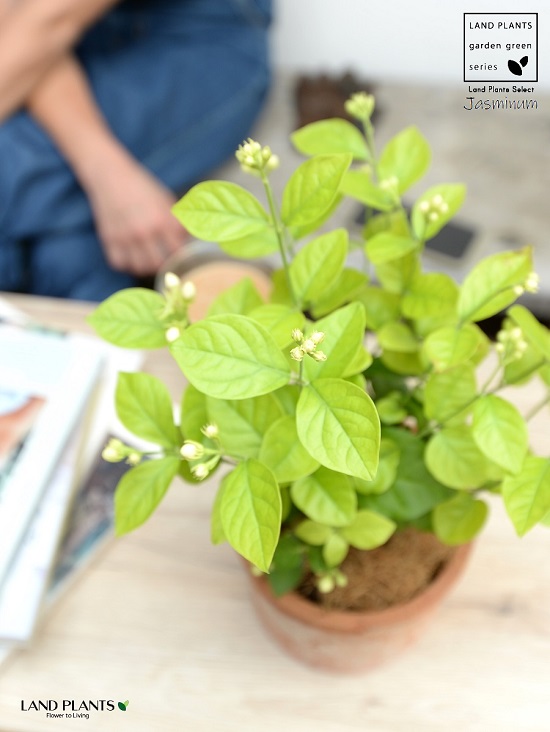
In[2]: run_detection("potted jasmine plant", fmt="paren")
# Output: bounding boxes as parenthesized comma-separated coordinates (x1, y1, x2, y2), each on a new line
(90, 93, 550, 673)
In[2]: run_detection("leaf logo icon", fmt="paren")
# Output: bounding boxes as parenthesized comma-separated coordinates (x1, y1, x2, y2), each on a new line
(118, 700, 129, 711)
(508, 56, 528, 76)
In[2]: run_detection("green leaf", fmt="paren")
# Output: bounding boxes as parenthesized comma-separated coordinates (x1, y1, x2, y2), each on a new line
(281, 154, 352, 229)
(291, 118, 369, 160)
(340, 170, 395, 211)
(365, 232, 418, 265)
(310, 269, 368, 318)
(180, 384, 209, 441)
(294, 520, 332, 545)
(115, 373, 179, 447)
(378, 126, 431, 193)
(433, 493, 488, 546)
(472, 395, 528, 474)
(402, 273, 459, 320)
(217, 227, 279, 258)
(457, 247, 533, 323)
(173, 314, 290, 399)
(248, 305, 305, 349)
(354, 438, 400, 494)
(425, 426, 497, 489)
(289, 229, 348, 307)
(508, 305, 550, 361)
(268, 535, 304, 596)
(376, 393, 408, 426)
(207, 393, 283, 459)
(504, 345, 545, 386)
(423, 324, 482, 371)
(296, 378, 380, 480)
(358, 288, 400, 331)
(211, 477, 228, 544)
(380, 350, 427, 376)
(303, 302, 366, 381)
(424, 365, 477, 425)
(88, 288, 166, 349)
(172, 181, 269, 241)
(290, 467, 357, 526)
(207, 277, 263, 317)
(220, 460, 282, 572)
(361, 428, 452, 522)
(375, 252, 419, 295)
(502, 456, 550, 536)
(259, 415, 320, 482)
(322, 533, 349, 567)
(289, 194, 344, 241)
(411, 184, 466, 240)
(377, 321, 419, 353)
(272, 384, 301, 415)
(339, 510, 396, 550)
(114, 457, 180, 535)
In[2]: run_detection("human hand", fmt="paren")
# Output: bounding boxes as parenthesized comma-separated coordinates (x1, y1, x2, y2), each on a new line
(86, 151, 187, 276)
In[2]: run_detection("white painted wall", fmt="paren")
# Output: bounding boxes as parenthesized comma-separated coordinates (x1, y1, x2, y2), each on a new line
(271, 0, 549, 90)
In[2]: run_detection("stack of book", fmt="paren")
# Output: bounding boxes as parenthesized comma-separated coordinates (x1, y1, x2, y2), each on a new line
(0, 298, 142, 666)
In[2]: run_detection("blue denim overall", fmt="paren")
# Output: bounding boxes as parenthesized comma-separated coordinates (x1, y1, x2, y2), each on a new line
(0, 0, 272, 300)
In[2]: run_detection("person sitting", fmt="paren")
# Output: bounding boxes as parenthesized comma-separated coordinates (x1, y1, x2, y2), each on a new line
(0, 0, 272, 301)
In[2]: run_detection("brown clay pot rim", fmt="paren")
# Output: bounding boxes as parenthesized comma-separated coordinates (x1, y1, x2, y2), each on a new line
(249, 542, 473, 634)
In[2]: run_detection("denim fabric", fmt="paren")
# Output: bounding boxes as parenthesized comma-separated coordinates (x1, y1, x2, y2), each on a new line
(0, 0, 271, 300)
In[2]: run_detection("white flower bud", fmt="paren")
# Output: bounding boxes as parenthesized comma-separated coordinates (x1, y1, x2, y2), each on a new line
(510, 327, 523, 341)
(525, 272, 540, 293)
(201, 423, 219, 439)
(165, 326, 181, 343)
(302, 339, 316, 353)
(310, 331, 325, 345)
(310, 350, 327, 362)
(513, 285, 525, 296)
(495, 342, 505, 354)
(291, 328, 304, 343)
(181, 280, 196, 302)
(428, 211, 439, 223)
(102, 438, 126, 463)
(262, 146, 272, 160)
(432, 194, 443, 206)
(317, 575, 335, 594)
(180, 441, 204, 460)
(126, 452, 142, 466)
(419, 200, 430, 213)
(192, 463, 210, 480)
(290, 346, 304, 362)
(266, 154, 280, 171)
(334, 571, 348, 588)
(164, 272, 181, 290)
(439, 202, 449, 214)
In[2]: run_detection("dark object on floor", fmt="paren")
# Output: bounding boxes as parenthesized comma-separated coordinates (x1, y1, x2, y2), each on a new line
(294, 71, 380, 130)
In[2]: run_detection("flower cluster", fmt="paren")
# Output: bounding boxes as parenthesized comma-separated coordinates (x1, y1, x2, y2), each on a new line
(496, 325, 528, 362)
(162, 272, 196, 342)
(102, 438, 142, 466)
(235, 139, 279, 176)
(514, 271, 540, 297)
(290, 329, 327, 363)
(344, 92, 375, 122)
(418, 193, 449, 223)
(180, 424, 221, 480)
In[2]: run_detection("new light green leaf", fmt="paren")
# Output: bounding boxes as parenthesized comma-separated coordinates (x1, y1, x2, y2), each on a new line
(433, 492, 488, 546)
(172, 181, 269, 241)
(303, 302, 366, 380)
(411, 184, 466, 240)
(508, 305, 550, 361)
(217, 228, 279, 258)
(281, 154, 352, 229)
(502, 456, 550, 536)
(289, 229, 348, 306)
(248, 304, 305, 348)
(365, 232, 418, 265)
(402, 273, 459, 320)
(310, 269, 368, 318)
(424, 365, 477, 425)
(290, 467, 357, 526)
(378, 126, 431, 193)
(472, 395, 528, 474)
(172, 314, 290, 399)
(291, 118, 369, 160)
(259, 415, 319, 482)
(294, 520, 332, 545)
(358, 287, 401, 330)
(220, 460, 282, 573)
(88, 288, 167, 349)
(207, 277, 263, 317)
(207, 393, 283, 459)
(296, 378, 380, 480)
(323, 533, 349, 567)
(339, 510, 396, 550)
(114, 457, 180, 535)
(340, 170, 395, 211)
(354, 438, 400, 494)
(457, 247, 533, 323)
(426, 426, 497, 489)
(423, 324, 482, 371)
(180, 384, 209, 442)
(377, 321, 419, 353)
(115, 372, 179, 447)
(211, 477, 228, 544)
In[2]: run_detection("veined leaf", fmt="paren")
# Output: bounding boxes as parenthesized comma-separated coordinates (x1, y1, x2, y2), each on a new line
(220, 460, 281, 573)
(424, 365, 477, 425)
(172, 181, 269, 241)
(207, 277, 263, 317)
(88, 288, 166, 349)
(291, 118, 368, 160)
(172, 314, 290, 399)
(289, 229, 348, 307)
(402, 273, 459, 320)
(358, 287, 401, 331)
(426, 426, 498, 489)
(290, 467, 357, 527)
(423, 324, 482, 371)
(217, 227, 279, 258)
(433, 492, 488, 545)
(180, 384, 209, 441)
(303, 302, 366, 380)
(339, 510, 396, 550)
(296, 378, 380, 480)
(340, 170, 395, 211)
(366, 232, 418, 265)
(248, 304, 305, 348)
(310, 269, 368, 318)
(502, 456, 550, 536)
(115, 372, 179, 447)
(259, 415, 319, 482)
(472, 395, 528, 475)
(378, 126, 431, 194)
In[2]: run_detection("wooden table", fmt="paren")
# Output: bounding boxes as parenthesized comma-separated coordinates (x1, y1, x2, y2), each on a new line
(1, 294, 549, 732)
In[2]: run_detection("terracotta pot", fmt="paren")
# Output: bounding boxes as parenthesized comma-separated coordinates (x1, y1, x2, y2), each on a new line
(246, 542, 473, 674)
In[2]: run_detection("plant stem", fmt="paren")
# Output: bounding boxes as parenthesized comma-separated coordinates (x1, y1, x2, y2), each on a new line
(525, 393, 550, 421)
(260, 171, 297, 306)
